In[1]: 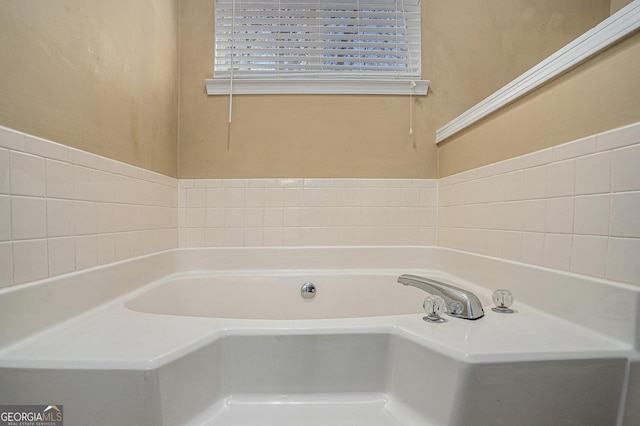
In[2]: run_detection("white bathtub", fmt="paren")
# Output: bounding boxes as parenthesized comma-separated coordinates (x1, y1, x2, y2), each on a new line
(0, 247, 639, 425)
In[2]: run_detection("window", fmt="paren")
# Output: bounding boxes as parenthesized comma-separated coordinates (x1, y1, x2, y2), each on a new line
(206, 0, 428, 95)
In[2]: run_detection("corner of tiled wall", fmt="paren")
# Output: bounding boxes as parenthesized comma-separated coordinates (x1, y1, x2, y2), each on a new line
(178, 178, 438, 247)
(0, 125, 178, 289)
(437, 121, 640, 286)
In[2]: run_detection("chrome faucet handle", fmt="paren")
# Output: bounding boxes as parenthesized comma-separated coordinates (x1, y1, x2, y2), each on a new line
(423, 295, 446, 323)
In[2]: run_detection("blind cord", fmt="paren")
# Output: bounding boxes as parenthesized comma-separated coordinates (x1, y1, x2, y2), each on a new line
(226, 0, 236, 150)
(228, 0, 235, 125)
(409, 81, 416, 134)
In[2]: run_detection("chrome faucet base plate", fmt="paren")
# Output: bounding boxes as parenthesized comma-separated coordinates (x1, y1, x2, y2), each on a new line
(491, 306, 514, 314)
(423, 315, 446, 323)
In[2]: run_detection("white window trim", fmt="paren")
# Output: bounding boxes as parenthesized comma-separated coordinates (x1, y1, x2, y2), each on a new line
(208, 0, 427, 96)
(436, 1, 640, 144)
(205, 78, 429, 95)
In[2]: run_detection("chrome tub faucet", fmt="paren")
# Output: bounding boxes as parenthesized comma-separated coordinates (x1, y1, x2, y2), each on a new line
(398, 274, 485, 320)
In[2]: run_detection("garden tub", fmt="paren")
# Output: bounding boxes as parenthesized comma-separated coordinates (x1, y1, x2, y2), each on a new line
(0, 247, 638, 425)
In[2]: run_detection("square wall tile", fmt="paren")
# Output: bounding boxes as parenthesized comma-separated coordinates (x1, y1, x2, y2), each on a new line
(610, 192, 640, 238)
(205, 208, 225, 228)
(75, 235, 97, 270)
(503, 170, 524, 201)
(502, 231, 522, 261)
(419, 208, 437, 228)
(606, 238, 640, 285)
(470, 229, 489, 254)
(545, 197, 574, 234)
(48, 237, 76, 276)
(282, 227, 303, 246)
(204, 227, 225, 247)
(185, 207, 206, 228)
(522, 199, 546, 232)
(224, 208, 244, 227)
(419, 227, 437, 245)
(97, 234, 116, 265)
(400, 188, 420, 207)
(245, 188, 265, 207)
(115, 233, 132, 260)
(546, 159, 575, 198)
(74, 201, 97, 235)
(45, 159, 74, 199)
(13, 239, 48, 284)
(612, 144, 640, 192)
(485, 229, 504, 258)
(574, 194, 610, 236)
(502, 201, 524, 231)
(570, 235, 607, 278)
(575, 152, 611, 195)
(0, 126, 24, 150)
(224, 227, 244, 246)
(245, 208, 265, 227)
(186, 188, 206, 207)
(322, 187, 344, 207)
(523, 166, 547, 199)
(263, 227, 284, 246)
(47, 199, 75, 237)
(243, 228, 264, 246)
(184, 228, 205, 247)
(11, 196, 46, 240)
(264, 188, 284, 207)
(225, 188, 245, 207)
(419, 187, 438, 207)
(10, 151, 46, 196)
(73, 165, 98, 201)
(542, 233, 572, 271)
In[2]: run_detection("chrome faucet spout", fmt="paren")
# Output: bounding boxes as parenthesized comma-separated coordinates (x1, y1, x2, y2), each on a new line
(398, 274, 484, 320)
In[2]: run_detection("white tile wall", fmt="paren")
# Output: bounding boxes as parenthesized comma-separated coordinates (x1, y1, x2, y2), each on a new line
(2, 120, 639, 288)
(178, 178, 438, 247)
(438, 121, 640, 285)
(0, 125, 178, 288)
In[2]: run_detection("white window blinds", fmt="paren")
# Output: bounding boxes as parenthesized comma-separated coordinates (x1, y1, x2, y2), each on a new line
(214, 0, 421, 80)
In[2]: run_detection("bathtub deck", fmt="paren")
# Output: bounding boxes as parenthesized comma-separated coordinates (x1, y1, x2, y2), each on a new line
(188, 393, 421, 426)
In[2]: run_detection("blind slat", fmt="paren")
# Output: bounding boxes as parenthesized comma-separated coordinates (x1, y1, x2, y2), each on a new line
(214, 0, 421, 78)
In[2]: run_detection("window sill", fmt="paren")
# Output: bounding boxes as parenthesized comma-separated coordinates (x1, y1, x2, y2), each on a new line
(205, 78, 429, 96)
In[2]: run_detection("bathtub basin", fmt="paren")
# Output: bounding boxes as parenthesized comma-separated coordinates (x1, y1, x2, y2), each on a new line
(124, 273, 430, 319)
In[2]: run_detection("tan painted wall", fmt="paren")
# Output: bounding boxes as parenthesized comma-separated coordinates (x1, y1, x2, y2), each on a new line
(178, 0, 432, 179)
(426, 0, 610, 130)
(611, 0, 634, 14)
(0, 0, 179, 177)
(0, 1, 609, 179)
(178, 0, 608, 178)
(437, 30, 640, 177)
